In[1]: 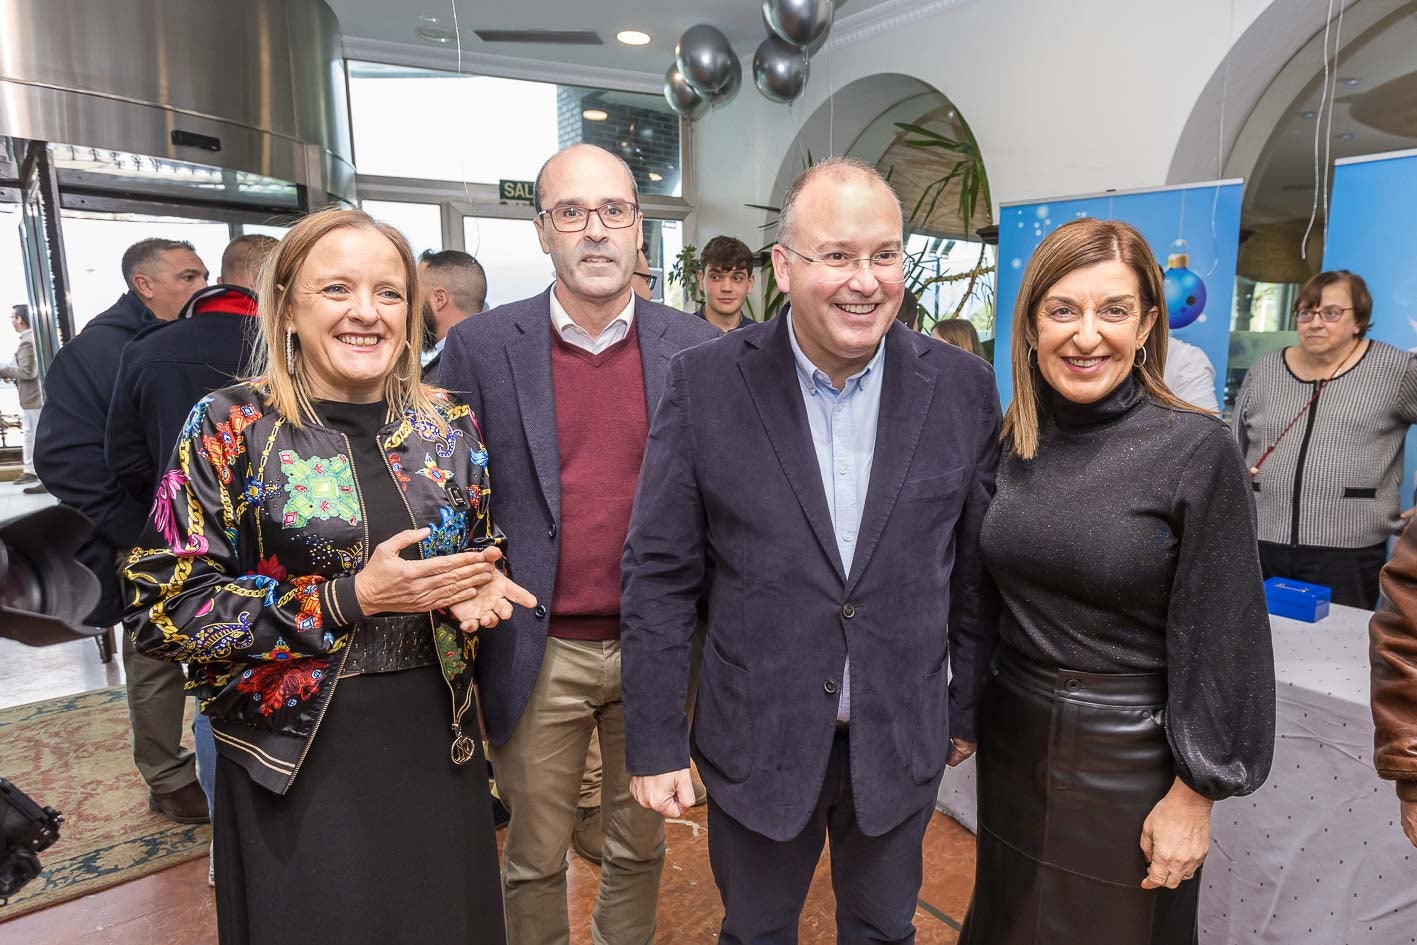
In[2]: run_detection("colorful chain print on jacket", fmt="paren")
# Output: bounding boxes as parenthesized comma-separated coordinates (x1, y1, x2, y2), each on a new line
(121, 385, 506, 782)
(278, 450, 360, 528)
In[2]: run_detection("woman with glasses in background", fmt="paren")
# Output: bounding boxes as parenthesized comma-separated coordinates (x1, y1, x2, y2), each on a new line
(1234, 270, 1417, 609)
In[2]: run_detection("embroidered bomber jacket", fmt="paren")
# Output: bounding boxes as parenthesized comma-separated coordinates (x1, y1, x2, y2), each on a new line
(121, 382, 504, 794)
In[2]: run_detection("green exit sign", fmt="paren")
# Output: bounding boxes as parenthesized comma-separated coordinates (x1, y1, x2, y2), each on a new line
(500, 179, 535, 202)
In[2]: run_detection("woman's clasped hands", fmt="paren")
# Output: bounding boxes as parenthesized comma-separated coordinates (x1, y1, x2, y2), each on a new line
(353, 529, 536, 630)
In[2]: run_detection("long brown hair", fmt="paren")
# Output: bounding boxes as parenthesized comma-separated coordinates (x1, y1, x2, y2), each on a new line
(1002, 218, 1194, 459)
(250, 208, 444, 429)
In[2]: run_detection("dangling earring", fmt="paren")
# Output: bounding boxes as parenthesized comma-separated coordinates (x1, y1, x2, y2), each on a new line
(286, 329, 296, 374)
(1027, 346, 1037, 368)
(1135, 345, 1148, 367)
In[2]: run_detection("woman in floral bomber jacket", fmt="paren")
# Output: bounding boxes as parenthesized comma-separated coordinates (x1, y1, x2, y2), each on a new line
(122, 208, 533, 945)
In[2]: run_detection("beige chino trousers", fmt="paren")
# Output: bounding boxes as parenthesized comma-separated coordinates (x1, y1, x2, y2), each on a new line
(492, 637, 666, 945)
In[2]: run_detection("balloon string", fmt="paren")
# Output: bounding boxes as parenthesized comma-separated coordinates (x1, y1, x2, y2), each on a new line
(1206, 0, 1235, 278)
(1302, 0, 1336, 261)
(1321, 0, 1346, 249)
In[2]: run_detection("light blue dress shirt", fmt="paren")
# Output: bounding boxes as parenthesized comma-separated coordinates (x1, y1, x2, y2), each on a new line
(786, 312, 886, 725)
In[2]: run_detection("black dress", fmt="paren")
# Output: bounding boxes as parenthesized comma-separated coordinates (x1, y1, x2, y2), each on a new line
(958, 376, 1275, 945)
(213, 400, 505, 945)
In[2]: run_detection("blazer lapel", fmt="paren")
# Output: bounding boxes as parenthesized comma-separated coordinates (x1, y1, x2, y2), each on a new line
(635, 299, 674, 416)
(845, 325, 938, 592)
(739, 313, 846, 580)
(504, 290, 561, 521)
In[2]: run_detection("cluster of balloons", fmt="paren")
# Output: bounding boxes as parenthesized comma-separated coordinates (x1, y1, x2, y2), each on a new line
(663, 0, 845, 120)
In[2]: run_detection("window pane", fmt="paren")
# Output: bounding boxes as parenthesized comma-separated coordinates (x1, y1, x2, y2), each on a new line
(906, 234, 996, 337)
(362, 200, 442, 257)
(462, 217, 554, 309)
(349, 62, 682, 198)
(59, 213, 229, 332)
(644, 219, 682, 308)
(0, 203, 28, 421)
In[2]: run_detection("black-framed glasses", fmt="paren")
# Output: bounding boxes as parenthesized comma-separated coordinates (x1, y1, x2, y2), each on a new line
(634, 271, 658, 291)
(779, 244, 907, 284)
(537, 201, 640, 233)
(1296, 306, 1354, 323)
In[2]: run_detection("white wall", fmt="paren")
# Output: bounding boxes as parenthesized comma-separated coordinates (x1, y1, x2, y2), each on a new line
(690, 0, 1281, 250)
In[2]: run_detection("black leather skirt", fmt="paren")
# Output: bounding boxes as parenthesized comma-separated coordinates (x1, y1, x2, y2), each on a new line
(958, 645, 1201, 945)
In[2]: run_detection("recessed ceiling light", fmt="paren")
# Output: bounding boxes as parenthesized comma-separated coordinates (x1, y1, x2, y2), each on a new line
(648, 172, 663, 182)
(617, 30, 652, 46)
(1334, 131, 1356, 141)
(583, 108, 609, 121)
(415, 25, 456, 44)
(1338, 77, 1362, 86)
(418, 14, 440, 23)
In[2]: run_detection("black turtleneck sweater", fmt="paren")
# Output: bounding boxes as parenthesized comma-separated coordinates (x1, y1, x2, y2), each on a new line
(980, 374, 1276, 799)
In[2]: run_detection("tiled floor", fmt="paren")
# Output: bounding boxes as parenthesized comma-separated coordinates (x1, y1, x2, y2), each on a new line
(0, 509, 979, 943)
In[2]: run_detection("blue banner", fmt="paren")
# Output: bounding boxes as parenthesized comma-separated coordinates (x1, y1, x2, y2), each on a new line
(994, 181, 1243, 409)
(1324, 149, 1417, 502)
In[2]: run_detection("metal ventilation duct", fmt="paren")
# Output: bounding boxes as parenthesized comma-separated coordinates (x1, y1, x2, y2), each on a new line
(0, 0, 357, 204)
(473, 29, 604, 45)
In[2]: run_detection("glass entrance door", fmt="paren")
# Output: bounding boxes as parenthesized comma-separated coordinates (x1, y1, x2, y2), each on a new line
(16, 140, 70, 369)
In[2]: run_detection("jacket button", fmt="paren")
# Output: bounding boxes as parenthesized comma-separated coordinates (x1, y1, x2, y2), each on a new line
(824, 680, 838, 694)
(534, 605, 548, 619)
(841, 603, 855, 619)
(548, 522, 557, 539)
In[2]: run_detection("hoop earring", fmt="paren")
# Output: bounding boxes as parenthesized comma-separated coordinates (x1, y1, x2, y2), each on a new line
(1135, 345, 1148, 367)
(1027, 346, 1037, 368)
(286, 329, 296, 374)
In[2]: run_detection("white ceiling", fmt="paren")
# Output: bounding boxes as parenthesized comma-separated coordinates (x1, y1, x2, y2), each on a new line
(1248, 7, 1417, 222)
(326, 0, 902, 75)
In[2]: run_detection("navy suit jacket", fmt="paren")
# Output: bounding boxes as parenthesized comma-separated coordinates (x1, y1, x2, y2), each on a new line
(438, 287, 720, 745)
(621, 313, 1002, 841)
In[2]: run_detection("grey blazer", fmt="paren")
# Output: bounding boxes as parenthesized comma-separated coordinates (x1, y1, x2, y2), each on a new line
(437, 286, 720, 745)
(620, 314, 1002, 841)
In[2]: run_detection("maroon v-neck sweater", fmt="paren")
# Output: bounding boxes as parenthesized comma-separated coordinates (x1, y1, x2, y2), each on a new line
(548, 322, 649, 641)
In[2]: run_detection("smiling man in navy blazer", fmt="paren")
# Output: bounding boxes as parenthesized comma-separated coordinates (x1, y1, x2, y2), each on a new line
(622, 157, 1002, 944)
(439, 143, 718, 945)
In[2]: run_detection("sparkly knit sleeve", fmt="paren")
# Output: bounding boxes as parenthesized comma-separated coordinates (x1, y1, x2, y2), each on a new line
(1163, 424, 1276, 800)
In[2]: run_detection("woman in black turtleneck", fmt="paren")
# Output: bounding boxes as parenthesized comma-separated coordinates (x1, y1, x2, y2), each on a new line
(958, 219, 1275, 945)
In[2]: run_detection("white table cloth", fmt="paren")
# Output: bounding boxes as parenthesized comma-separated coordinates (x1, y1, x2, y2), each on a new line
(935, 604, 1417, 944)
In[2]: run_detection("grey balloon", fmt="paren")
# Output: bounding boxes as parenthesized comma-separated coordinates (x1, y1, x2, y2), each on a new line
(753, 35, 809, 104)
(712, 50, 743, 109)
(675, 24, 735, 94)
(763, 0, 835, 49)
(761, 3, 832, 56)
(664, 64, 711, 121)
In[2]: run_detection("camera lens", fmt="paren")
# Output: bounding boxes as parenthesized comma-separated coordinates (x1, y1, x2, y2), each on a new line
(0, 547, 44, 615)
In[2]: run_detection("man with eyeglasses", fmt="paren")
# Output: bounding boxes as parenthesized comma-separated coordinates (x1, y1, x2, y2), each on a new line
(694, 236, 756, 333)
(621, 156, 1001, 943)
(631, 246, 657, 301)
(439, 142, 718, 945)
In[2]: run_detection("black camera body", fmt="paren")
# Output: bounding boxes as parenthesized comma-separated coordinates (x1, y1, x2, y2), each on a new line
(0, 778, 62, 903)
(0, 503, 100, 903)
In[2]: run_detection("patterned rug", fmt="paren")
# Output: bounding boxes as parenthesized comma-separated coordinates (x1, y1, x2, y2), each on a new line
(0, 687, 209, 920)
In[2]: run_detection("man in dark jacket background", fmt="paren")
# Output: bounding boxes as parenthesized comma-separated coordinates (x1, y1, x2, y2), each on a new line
(107, 234, 274, 502)
(35, 237, 211, 823)
(105, 232, 273, 834)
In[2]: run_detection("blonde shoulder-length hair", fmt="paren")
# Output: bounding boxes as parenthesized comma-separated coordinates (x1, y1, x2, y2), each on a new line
(249, 207, 446, 430)
(1001, 218, 1197, 460)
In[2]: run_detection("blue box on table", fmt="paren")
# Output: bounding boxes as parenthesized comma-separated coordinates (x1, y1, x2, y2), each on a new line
(1263, 576, 1331, 622)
